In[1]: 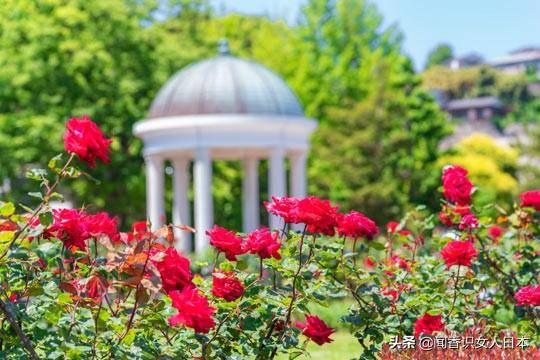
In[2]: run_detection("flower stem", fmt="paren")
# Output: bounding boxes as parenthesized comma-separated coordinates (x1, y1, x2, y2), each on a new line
(446, 264, 461, 321)
(0, 297, 39, 360)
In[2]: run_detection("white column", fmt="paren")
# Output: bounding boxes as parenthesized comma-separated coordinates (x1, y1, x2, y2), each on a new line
(193, 148, 213, 254)
(242, 158, 260, 233)
(172, 159, 191, 253)
(290, 151, 308, 231)
(145, 154, 165, 230)
(268, 148, 286, 230)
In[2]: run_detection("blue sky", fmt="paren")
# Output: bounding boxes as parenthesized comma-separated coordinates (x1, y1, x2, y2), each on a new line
(211, 0, 540, 69)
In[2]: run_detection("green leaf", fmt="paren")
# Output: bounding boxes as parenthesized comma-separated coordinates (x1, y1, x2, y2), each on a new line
(368, 241, 385, 251)
(0, 202, 15, 217)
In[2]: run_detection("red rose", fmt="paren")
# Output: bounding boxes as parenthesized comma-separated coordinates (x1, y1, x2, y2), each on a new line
(244, 227, 281, 260)
(206, 225, 245, 261)
(458, 214, 478, 232)
(454, 205, 471, 216)
(292, 196, 339, 236)
(364, 256, 376, 269)
(438, 211, 454, 227)
(386, 221, 412, 237)
(519, 190, 540, 211)
(390, 255, 410, 271)
(264, 196, 300, 223)
(414, 313, 445, 337)
(153, 247, 193, 294)
(168, 287, 216, 333)
(212, 271, 244, 301)
(64, 115, 112, 168)
(381, 287, 399, 301)
(0, 220, 17, 232)
(337, 211, 379, 239)
(132, 221, 151, 240)
(440, 240, 477, 268)
(295, 315, 335, 345)
(514, 285, 540, 307)
(47, 208, 90, 250)
(442, 165, 473, 206)
(85, 212, 120, 242)
(488, 225, 503, 242)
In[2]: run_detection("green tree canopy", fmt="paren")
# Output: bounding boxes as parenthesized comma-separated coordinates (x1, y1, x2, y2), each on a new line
(425, 43, 453, 69)
(0, 0, 451, 228)
(290, 0, 449, 222)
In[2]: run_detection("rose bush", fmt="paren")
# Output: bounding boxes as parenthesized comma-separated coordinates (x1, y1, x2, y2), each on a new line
(0, 117, 538, 359)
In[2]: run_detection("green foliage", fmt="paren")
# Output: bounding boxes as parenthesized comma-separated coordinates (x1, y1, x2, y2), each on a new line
(0, 0, 455, 229)
(421, 64, 540, 126)
(425, 43, 454, 69)
(0, 142, 539, 359)
(283, 0, 450, 223)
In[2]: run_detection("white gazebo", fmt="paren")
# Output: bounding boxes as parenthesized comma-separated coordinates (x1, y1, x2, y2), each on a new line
(133, 41, 317, 253)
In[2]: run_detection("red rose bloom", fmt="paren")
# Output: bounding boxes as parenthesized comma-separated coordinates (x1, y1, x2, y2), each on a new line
(488, 225, 503, 242)
(337, 211, 379, 239)
(458, 214, 478, 232)
(381, 287, 399, 301)
(440, 240, 477, 268)
(390, 255, 410, 271)
(132, 221, 151, 240)
(442, 165, 473, 206)
(168, 287, 216, 333)
(386, 221, 412, 237)
(153, 247, 193, 294)
(0, 220, 17, 232)
(64, 115, 112, 168)
(264, 196, 300, 223)
(364, 256, 376, 268)
(85, 212, 120, 242)
(519, 190, 540, 211)
(295, 315, 335, 345)
(244, 227, 281, 260)
(212, 271, 244, 301)
(47, 208, 90, 250)
(206, 225, 245, 261)
(514, 285, 540, 307)
(438, 211, 454, 227)
(292, 196, 339, 236)
(414, 313, 445, 337)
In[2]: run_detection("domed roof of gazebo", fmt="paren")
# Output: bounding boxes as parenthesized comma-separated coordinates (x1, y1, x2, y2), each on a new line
(148, 41, 304, 119)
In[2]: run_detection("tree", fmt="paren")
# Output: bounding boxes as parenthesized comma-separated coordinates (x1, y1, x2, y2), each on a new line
(0, 0, 213, 227)
(285, 0, 449, 223)
(425, 43, 454, 69)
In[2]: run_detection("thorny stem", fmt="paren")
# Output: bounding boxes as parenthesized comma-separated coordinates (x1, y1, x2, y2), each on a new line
(259, 257, 264, 280)
(202, 279, 258, 359)
(0, 153, 75, 261)
(212, 251, 220, 273)
(268, 225, 308, 359)
(117, 236, 154, 343)
(446, 265, 461, 321)
(91, 301, 103, 360)
(0, 297, 40, 360)
(352, 236, 358, 267)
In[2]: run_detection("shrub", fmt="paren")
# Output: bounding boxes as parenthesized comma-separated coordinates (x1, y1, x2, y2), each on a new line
(0, 118, 538, 359)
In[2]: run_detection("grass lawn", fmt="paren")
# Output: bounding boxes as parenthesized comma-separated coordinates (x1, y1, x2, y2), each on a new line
(305, 331, 361, 359)
(277, 331, 361, 360)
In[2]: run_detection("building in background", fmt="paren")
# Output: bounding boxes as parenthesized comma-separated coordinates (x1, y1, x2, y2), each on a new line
(490, 47, 540, 75)
(433, 47, 539, 149)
